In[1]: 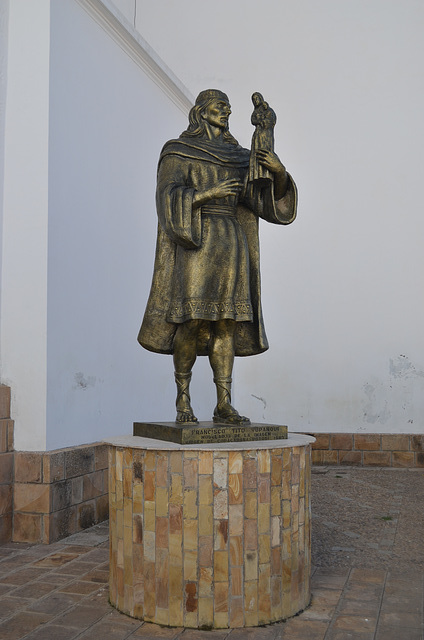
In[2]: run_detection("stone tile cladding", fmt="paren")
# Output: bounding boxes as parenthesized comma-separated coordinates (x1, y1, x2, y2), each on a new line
(0, 385, 14, 543)
(309, 433, 424, 467)
(13, 442, 109, 544)
(109, 444, 312, 629)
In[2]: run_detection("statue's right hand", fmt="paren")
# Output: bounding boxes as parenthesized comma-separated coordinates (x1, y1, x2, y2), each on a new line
(193, 179, 243, 207)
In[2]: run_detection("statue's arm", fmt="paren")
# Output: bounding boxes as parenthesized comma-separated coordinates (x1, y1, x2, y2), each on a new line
(242, 151, 297, 225)
(156, 155, 202, 249)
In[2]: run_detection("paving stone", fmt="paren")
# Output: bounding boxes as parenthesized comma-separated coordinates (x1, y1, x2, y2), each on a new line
(331, 614, 377, 633)
(133, 622, 184, 637)
(10, 581, 57, 599)
(375, 627, 423, 640)
(54, 603, 105, 629)
(28, 591, 83, 614)
(0, 611, 52, 640)
(378, 611, 422, 629)
(59, 579, 103, 595)
(0, 595, 33, 620)
(22, 624, 81, 640)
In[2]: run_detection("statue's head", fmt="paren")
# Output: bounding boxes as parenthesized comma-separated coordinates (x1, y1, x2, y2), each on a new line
(181, 89, 238, 145)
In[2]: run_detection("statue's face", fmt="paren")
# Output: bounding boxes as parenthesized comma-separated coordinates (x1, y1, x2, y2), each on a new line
(201, 99, 231, 130)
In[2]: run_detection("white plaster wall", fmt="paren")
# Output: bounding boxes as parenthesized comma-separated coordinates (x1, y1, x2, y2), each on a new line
(1, 0, 51, 450)
(0, 1, 9, 344)
(44, 0, 211, 450)
(131, 0, 424, 433)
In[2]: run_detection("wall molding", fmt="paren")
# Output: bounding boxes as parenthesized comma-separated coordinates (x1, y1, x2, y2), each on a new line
(75, 0, 194, 114)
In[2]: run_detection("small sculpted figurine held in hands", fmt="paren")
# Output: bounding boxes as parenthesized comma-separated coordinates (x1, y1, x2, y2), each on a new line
(249, 92, 277, 187)
(138, 89, 297, 425)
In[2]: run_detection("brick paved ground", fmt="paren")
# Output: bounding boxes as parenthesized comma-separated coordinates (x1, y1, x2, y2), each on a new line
(0, 467, 422, 639)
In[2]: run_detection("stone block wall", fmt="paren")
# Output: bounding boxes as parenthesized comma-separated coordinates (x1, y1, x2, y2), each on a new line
(309, 433, 424, 467)
(13, 443, 109, 543)
(0, 386, 14, 542)
(0, 385, 109, 544)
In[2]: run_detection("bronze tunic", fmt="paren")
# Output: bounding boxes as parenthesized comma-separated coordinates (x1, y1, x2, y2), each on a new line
(138, 136, 297, 356)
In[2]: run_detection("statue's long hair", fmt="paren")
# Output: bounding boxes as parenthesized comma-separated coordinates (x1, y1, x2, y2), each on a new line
(181, 89, 239, 146)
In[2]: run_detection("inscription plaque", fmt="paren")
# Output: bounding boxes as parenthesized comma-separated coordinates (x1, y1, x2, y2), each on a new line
(133, 421, 288, 445)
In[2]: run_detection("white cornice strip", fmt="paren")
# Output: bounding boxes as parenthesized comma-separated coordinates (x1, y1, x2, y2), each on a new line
(74, 0, 194, 114)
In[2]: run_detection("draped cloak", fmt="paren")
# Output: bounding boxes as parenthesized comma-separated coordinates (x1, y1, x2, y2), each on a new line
(138, 136, 297, 357)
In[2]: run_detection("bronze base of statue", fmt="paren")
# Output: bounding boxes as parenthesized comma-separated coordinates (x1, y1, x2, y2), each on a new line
(133, 421, 288, 445)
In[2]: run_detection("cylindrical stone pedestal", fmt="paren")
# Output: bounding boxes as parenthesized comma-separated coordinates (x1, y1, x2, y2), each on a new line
(106, 434, 314, 629)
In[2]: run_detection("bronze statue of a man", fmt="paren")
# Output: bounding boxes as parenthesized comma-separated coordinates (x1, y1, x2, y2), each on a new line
(138, 89, 297, 426)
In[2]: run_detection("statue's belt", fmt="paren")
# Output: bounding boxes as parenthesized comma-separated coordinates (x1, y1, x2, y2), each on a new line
(201, 204, 236, 216)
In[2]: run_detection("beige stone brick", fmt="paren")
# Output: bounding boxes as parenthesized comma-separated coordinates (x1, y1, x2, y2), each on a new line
(169, 531, 183, 565)
(156, 516, 169, 549)
(184, 458, 198, 487)
(143, 471, 155, 501)
(214, 518, 229, 550)
(12, 512, 43, 543)
(311, 433, 330, 450)
(214, 612, 229, 628)
(199, 505, 213, 536)
(14, 452, 42, 483)
(229, 451, 242, 474)
(43, 451, 65, 483)
(231, 565, 243, 596)
(339, 450, 362, 465)
(14, 483, 49, 514)
(244, 489, 257, 519)
(143, 530, 155, 562)
(259, 534, 271, 564)
(244, 518, 257, 550)
(258, 449, 270, 473)
(123, 497, 132, 528)
(156, 453, 168, 487)
(144, 500, 155, 531)
(271, 454, 282, 486)
(199, 566, 213, 596)
(354, 434, 381, 450)
(133, 484, 143, 512)
(184, 548, 198, 581)
(214, 550, 229, 581)
(230, 534, 243, 567)
(198, 451, 213, 474)
(170, 451, 183, 473)
(244, 580, 258, 613)
(213, 457, 228, 488)
(282, 470, 291, 499)
(271, 486, 281, 516)
(213, 488, 228, 519)
(198, 535, 213, 567)
(169, 564, 183, 597)
(392, 451, 414, 467)
(271, 515, 281, 547)
(183, 518, 198, 550)
(183, 488, 198, 519)
(199, 475, 212, 505)
(229, 504, 243, 536)
(244, 550, 258, 581)
(330, 433, 353, 450)
(258, 502, 270, 534)
(169, 596, 184, 627)
(230, 597, 244, 627)
(243, 458, 257, 488)
(144, 450, 156, 470)
(215, 581, 229, 612)
(228, 473, 243, 504)
(170, 474, 183, 505)
(363, 451, 391, 466)
(198, 596, 214, 627)
(155, 487, 168, 517)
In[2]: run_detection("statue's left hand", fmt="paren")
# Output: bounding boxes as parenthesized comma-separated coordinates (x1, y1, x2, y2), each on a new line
(256, 150, 286, 176)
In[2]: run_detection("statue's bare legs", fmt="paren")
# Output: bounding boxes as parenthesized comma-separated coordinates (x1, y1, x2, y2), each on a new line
(173, 319, 250, 425)
(209, 319, 250, 425)
(173, 320, 200, 424)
